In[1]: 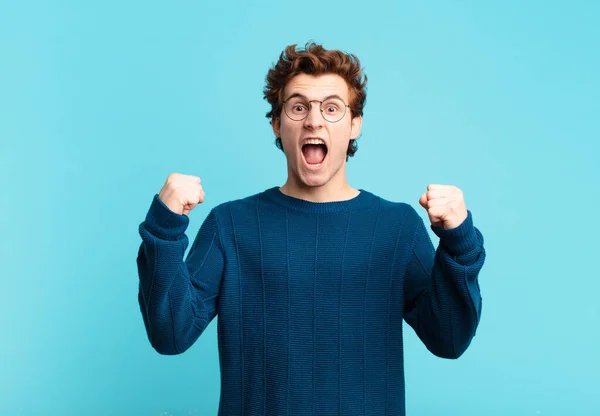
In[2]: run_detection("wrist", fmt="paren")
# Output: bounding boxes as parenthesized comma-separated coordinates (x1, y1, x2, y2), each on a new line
(431, 210, 479, 256)
(142, 194, 189, 240)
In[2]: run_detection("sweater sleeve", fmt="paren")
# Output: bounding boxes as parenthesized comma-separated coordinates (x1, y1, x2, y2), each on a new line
(136, 194, 225, 355)
(402, 207, 486, 359)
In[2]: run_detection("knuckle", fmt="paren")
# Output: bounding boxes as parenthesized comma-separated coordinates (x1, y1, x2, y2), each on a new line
(167, 173, 179, 183)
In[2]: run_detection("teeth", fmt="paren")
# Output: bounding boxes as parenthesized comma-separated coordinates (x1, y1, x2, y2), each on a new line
(303, 138, 325, 146)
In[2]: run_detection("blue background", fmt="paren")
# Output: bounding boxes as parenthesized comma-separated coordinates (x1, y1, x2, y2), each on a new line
(1, 0, 599, 415)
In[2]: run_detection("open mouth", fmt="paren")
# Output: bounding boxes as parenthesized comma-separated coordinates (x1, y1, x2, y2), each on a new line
(301, 142, 328, 166)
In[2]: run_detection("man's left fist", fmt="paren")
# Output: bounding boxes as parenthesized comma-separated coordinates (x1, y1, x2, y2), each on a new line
(419, 184, 468, 229)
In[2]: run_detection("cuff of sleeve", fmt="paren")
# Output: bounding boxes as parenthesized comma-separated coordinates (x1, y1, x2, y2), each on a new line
(431, 210, 479, 256)
(142, 194, 189, 240)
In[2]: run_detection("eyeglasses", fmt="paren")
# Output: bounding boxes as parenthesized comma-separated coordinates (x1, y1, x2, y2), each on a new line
(281, 96, 351, 123)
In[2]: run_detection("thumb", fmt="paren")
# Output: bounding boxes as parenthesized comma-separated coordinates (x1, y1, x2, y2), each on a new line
(418, 192, 428, 210)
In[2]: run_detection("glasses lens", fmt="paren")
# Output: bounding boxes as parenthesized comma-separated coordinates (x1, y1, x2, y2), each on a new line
(283, 98, 348, 122)
(284, 98, 310, 121)
(321, 98, 346, 122)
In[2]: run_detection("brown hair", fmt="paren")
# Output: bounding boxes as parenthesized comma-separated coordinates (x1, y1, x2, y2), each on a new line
(263, 42, 368, 160)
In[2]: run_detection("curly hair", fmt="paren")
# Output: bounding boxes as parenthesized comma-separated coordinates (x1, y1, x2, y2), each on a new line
(263, 42, 368, 160)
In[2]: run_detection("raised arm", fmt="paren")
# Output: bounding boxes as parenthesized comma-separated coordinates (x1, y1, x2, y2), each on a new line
(136, 173, 224, 355)
(403, 184, 486, 358)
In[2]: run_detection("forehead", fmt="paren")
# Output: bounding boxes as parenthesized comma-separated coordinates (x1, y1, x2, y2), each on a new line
(284, 73, 350, 101)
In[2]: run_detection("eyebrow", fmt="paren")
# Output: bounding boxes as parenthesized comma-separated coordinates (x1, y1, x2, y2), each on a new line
(284, 93, 346, 102)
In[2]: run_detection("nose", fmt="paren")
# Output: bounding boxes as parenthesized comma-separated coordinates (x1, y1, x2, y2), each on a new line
(303, 102, 324, 130)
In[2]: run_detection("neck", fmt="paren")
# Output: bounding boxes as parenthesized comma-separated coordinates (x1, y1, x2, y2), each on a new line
(279, 174, 359, 203)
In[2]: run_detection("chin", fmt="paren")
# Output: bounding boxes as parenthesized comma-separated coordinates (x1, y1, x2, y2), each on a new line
(298, 152, 331, 186)
(300, 175, 330, 188)
(286, 148, 344, 189)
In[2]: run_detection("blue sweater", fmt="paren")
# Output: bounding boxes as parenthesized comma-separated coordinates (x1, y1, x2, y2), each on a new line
(137, 186, 486, 415)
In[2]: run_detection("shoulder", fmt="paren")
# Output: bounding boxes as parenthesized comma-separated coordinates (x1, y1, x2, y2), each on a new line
(209, 187, 274, 218)
(360, 190, 425, 237)
(364, 190, 420, 218)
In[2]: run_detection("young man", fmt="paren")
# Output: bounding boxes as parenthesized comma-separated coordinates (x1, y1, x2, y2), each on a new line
(137, 42, 486, 415)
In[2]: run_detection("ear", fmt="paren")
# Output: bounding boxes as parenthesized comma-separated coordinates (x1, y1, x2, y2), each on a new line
(271, 117, 281, 137)
(350, 115, 362, 139)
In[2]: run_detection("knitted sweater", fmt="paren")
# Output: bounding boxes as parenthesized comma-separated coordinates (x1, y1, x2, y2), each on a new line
(136, 186, 486, 415)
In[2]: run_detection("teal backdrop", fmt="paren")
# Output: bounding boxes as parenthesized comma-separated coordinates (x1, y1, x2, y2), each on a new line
(1, 0, 599, 415)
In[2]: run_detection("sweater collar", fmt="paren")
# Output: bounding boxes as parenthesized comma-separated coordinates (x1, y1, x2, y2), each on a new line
(262, 186, 377, 214)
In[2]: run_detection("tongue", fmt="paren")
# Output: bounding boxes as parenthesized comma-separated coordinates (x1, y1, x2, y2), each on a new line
(303, 144, 326, 164)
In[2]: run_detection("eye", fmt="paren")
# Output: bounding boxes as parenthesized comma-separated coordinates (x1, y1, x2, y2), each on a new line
(287, 100, 308, 114)
(323, 99, 342, 113)
(293, 104, 307, 112)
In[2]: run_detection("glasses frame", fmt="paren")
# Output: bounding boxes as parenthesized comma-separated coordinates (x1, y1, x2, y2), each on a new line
(281, 97, 351, 123)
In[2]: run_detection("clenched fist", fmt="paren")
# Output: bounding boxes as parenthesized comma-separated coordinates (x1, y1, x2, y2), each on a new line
(158, 173, 205, 216)
(419, 184, 468, 229)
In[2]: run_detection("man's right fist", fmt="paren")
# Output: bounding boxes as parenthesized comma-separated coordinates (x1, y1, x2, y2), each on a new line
(158, 173, 205, 216)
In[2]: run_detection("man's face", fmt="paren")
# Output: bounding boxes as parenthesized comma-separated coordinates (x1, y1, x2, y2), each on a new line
(272, 73, 362, 189)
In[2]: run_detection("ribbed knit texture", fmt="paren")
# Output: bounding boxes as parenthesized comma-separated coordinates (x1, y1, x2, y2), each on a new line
(137, 186, 486, 416)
